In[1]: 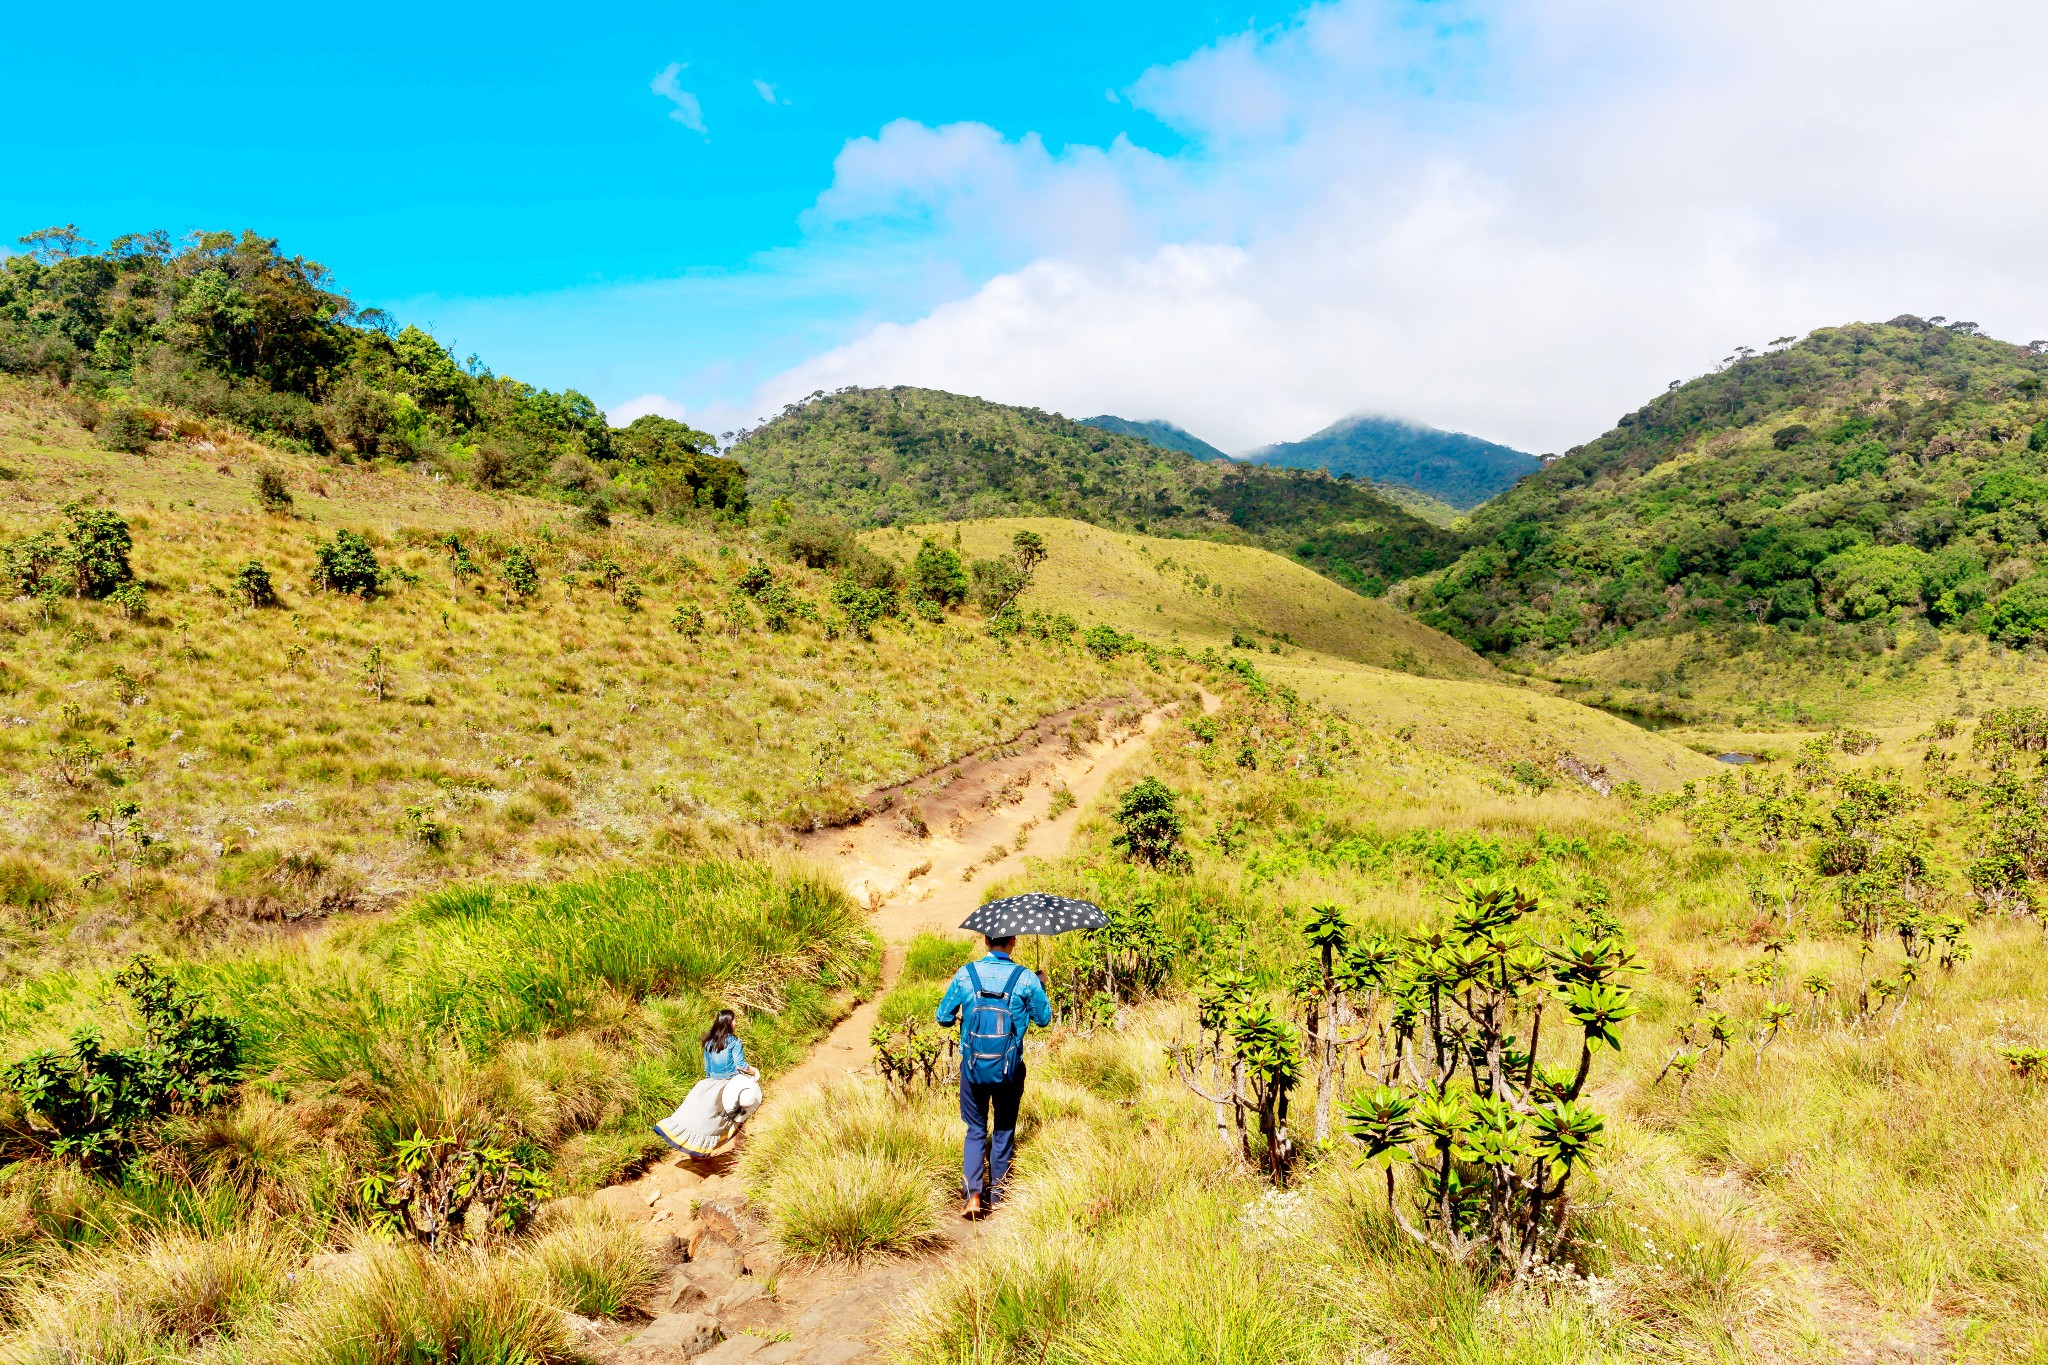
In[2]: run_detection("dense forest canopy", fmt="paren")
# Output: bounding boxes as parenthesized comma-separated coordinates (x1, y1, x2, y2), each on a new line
(1412, 319, 2048, 651)
(734, 385, 1467, 595)
(0, 225, 744, 518)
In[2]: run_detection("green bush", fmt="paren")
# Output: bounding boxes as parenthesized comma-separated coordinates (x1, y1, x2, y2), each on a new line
(1110, 777, 1188, 871)
(909, 540, 967, 607)
(312, 529, 381, 597)
(97, 406, 154, 453)
(501, 545, 539, 598)
(60, 502, 134, 599)
(252, 465, 294, 512)
(1, 957, 242, 1168)
(230, 560, 277, 608)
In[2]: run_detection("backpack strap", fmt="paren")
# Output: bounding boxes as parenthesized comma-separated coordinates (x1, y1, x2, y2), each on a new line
(965, 961, 984, 995)
(1001, 964, 1025, 998)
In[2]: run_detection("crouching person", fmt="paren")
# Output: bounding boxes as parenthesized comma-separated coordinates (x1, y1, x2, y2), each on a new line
(936, 934, 1051, 1217)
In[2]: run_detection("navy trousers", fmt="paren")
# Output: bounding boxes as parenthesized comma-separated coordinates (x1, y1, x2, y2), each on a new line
(959, 1063, 1026, 1199)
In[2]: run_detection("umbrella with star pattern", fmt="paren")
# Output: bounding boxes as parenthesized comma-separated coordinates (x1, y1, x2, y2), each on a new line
(959, 892, 1108, 938)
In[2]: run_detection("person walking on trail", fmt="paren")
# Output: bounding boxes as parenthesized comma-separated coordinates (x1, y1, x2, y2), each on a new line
(652, 1008, 762, 1159)
(936, 933, 1051, 1218)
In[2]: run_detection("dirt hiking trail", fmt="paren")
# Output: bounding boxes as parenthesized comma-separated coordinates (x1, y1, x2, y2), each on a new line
(564, 692, 1203, 1365)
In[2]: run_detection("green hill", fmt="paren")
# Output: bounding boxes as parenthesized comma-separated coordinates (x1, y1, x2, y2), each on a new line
(1250, 413, 1540, 509)
(735, 386, 1467, 596)
(1410, 318, 2048, 655)
(1078, 414, 1232, 461)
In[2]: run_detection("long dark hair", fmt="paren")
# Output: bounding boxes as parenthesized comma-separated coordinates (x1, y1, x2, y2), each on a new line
(702, 1008, 736, 1053)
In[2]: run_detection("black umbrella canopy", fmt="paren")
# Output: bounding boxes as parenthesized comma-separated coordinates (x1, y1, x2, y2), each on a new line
(960, 893, 1108, 938)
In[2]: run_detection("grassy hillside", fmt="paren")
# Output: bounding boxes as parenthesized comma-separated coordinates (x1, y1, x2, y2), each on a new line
(873, 518, 1716, 785)
(1078, 414, 1231, 461)
(735, 386, 1467, 596)
(0, 384, 1170, 967)
(746, 670, 2048, 1364)
(1411, 318, 2048, 655)
(1251, 413, 1541, 509)
(870, 517, 1487, 677)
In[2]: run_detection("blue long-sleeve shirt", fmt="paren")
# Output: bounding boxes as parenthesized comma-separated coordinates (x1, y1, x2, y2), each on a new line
(935, 952, 1051, 1046)
(704, 1036, 747, 1079)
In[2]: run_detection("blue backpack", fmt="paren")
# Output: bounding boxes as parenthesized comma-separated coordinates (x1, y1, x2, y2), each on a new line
(962, 962, 1027, 1086)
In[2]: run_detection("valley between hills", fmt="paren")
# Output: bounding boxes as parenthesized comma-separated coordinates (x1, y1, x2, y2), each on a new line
(1, 230, 2046, 1363)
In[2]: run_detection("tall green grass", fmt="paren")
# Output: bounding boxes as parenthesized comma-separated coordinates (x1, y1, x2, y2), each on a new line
(0, 856, 877, 1357)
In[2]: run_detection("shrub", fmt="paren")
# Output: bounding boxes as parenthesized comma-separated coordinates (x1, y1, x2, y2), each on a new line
(97, 406, 155, 453)
(358, 1127, 550, 1247)
(1110, 777, 1187, 871)
(312, 529, 381, 596)
(909, 540, 967, 608)
(61, 502, 134, 598)
(110, 581, 147, 621)
(230, 560, 277, 609)
(830, 577, 896, 640)
(502, 545, 539, 598)
(669, 602, 704, 638)
(1, 956, 243, 1168)
(1084, 624, 1134, 659)
(252, 465, 294, 512)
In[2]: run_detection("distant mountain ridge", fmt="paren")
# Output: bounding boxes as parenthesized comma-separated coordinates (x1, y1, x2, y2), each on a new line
(1079, 415, 1231, 461)
(1251, 415, 1541, 510)
(734, 386, 1467, 596)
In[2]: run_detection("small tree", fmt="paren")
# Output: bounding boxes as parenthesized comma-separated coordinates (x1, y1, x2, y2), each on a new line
(1342, 882, 1636, 1271)
(62, 502, 133, 599)
(253, 465, 294, 512)
(909, 539, 968, 608)
(1171, 985, 1303, 1185)
(230, 560, 277, 609)
(670, 603, 705, 638)
(313, 529, 382, 597)
(359, 645, 390, 701)
(1111, 776, 1188, 870)
(502, 545, 539, 599)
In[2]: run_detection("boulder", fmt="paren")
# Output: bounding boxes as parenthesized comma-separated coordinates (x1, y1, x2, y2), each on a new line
(695, 1338, 767, 1365)
(644, 1266, 711, 1316)
(623, 1311, 721, 1359)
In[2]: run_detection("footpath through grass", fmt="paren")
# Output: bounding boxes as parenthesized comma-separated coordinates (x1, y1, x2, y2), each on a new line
(0, 854, 875, 1362)
(737, 664, 2048, 1363)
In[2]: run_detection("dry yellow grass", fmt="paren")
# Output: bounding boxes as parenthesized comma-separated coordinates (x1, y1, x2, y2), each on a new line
(0, 385, 1168, 960)
(867, 516, 1491, 678)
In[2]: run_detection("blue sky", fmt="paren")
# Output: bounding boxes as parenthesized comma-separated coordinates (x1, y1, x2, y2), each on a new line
(7, 1, 2048, 452)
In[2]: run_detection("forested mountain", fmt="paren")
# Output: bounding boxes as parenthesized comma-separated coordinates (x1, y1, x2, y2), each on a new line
(1410, 317, 2048, 652)
(736, 386, 1466, 595)
(1079, 414, 1231, 461)
(0, 224, 742, 518)
(1250, 414, 1541, 509)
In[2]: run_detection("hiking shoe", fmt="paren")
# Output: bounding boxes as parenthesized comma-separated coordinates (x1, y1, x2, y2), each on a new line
(962, 1192, 982, 1220)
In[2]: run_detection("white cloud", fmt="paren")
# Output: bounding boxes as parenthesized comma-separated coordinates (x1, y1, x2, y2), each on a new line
(753, 78, 784, 105)
(651, 63, 706, 133)
(609, 393, 692, 425)
(719, 0, 2048, 454)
